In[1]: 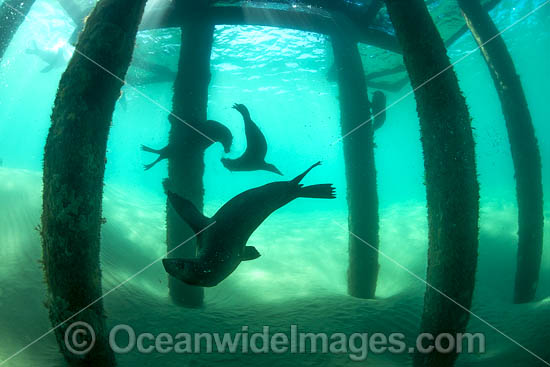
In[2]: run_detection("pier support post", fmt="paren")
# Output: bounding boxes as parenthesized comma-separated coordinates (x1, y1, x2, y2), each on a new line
(458, 0, 544, 304)
(332, 36, 380, 299)
(165, 4, 214, 308)
(384, 0, 480, 366)
(0, 0, 36, 60)
(41, 0, 147, 365)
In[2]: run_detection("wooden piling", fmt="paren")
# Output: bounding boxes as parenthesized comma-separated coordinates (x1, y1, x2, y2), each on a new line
(165, 4, 215, 307)
(41, 0, 147, 364)
(332, 36, 380, 299)
(384, 0, 480, 366)
(0, 0, 36, 60)
(458, 0, 544, 304)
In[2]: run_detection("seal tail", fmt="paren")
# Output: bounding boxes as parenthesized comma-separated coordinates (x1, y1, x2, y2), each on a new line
(291, 161, 322, 185)
(142, 145, 166, 170)
(298, 184, 336, 199)
(143, 157, 162, 171)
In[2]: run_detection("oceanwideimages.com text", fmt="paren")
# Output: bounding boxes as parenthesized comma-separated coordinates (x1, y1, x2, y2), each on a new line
(65, 322, 485, 361)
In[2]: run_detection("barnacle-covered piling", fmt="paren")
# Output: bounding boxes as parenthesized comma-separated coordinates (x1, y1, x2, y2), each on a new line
(332, 36, 380, 299)
(41, 0, 147, 365)
(384, 0, 480, 366)
(458, 0, 544, 304)
(0, 0, 36, 59)
(165, 2, 215, 308)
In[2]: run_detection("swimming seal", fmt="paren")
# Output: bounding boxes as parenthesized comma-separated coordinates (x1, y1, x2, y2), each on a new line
(26, 41, 65, 73)
(221, 103, 283, 175)
(372, 91, 387, 131)
(141, 119, 233, 171)
(163, 161, 335, 287)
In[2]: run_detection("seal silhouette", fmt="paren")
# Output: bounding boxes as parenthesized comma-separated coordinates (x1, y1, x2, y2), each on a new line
(221, 103, 283, 175)
(26, 41, 65, 73)
(163, 161, 335, 287)
(372, 91, 387, 131)
(141, 119, 233, 171)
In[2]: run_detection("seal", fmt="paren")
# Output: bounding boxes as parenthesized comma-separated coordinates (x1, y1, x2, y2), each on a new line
(221, 103, 283, 175)
(26, 41, 66, 73)
(162, 161, 335, 287)
(372, 91, 387, 131)
(141, 119, 233, 171)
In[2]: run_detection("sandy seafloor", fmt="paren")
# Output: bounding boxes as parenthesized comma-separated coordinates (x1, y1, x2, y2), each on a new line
(1, 167, 549, 367)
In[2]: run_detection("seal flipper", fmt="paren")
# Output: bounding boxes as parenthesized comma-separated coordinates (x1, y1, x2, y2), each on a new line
(240, 246, 261, 261)
(166, 191, 212, 234)
(298, 184, 336, 199)
(144, 156, 163, 171)
(291, 161, 322, 185)
(141, 144, 163, 154)
(142, 145, 167, 170)
(264, 163, 283, 176)
(232, 103, 251, 120)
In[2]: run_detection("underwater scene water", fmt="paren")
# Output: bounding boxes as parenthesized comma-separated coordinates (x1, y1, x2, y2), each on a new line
(1, 0, 550, 366)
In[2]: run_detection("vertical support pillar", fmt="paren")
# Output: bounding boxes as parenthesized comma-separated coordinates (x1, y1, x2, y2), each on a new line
(41, 0, 147, 365)
(0, 0, 36, 60)
(332, 36, 380, 299)
(458, 0, 544, 304)
(384, 0, 480, 366)
(165, 6, 214, 307)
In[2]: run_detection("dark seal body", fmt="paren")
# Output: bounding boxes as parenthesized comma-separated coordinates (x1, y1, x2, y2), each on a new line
(221, 103, 283, 175)
(141, 119, 233, 170)
(163, 162, 335, 287)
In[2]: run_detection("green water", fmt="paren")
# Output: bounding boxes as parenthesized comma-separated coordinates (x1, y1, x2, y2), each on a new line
(0, 0, 549, 366)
